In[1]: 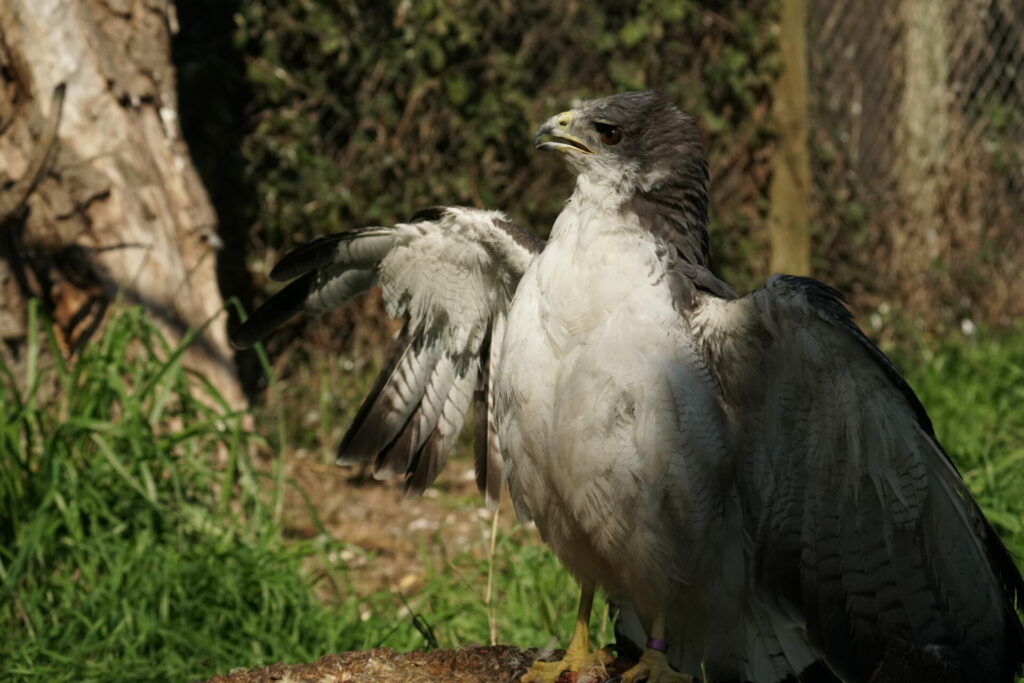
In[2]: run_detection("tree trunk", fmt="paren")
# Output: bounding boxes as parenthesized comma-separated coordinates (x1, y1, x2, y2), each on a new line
(769, 0, 812, 276)
(0, 0, 241, 407)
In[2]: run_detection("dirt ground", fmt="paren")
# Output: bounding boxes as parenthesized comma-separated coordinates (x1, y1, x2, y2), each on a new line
(275, 451, 518, 598)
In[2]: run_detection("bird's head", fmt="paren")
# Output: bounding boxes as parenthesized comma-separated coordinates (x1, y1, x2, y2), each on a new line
(534, 91, 706, 195)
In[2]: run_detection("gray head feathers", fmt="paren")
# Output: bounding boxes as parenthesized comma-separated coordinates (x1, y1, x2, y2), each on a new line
(587, 91, 711, 267)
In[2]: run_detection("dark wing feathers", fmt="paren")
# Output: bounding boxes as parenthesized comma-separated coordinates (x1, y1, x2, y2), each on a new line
(269, 229, 395, 281)
(408, 206, 449, 223)
(369, 352, 457, 481)
(473, 331, 493, 504)
(774, 275, 935, 437)
(695, 274, 1023, 681)
(339, 335, 440, 466)
(231, 207, 541, 504)
(268, 232, 350, 281)
(404, 367, 475, 497)
(335, 326, 415, 464)
(231, 228, 391, 348)
(472, 313, 506, 509)
(229, 272, 318, 349)
(769, 277, 1023, 644)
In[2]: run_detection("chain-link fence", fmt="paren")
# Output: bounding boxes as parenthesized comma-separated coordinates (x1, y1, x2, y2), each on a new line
(807, 0, 1024, 334)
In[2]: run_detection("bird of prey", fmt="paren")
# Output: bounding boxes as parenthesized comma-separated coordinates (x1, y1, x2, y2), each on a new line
(232, 91, 1024, 683)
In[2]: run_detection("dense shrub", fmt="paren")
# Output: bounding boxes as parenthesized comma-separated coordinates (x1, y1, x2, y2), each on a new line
(176, 0, 778, 304)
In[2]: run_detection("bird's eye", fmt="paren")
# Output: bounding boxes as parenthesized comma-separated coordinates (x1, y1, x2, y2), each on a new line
(594, 123, 622, 146)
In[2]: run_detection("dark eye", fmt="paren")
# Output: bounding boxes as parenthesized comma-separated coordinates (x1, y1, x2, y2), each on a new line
(594, 122, 622, 145)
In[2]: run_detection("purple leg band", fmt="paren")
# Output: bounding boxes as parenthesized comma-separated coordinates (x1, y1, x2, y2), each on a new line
(647, 637, 669, 653)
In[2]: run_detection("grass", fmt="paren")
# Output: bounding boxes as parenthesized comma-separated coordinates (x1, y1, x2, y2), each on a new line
(395, 522, 614, 652)
(0, 302, 1021, 681)
(0, 303, 376, 681)
(892, 332, 1024, 559)
(0, 303, 600, 681)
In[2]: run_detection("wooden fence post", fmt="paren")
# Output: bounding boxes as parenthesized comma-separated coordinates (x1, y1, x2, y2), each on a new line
(769, 0, 812, 276)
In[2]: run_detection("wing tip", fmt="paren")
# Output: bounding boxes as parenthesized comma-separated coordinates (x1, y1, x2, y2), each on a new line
(229, 273, 316, 349)
(268, 234, 341, 281)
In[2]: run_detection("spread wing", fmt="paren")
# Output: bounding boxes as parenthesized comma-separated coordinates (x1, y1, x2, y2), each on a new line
(691, 274, 1024, 681)
(232, 206, 543, 506)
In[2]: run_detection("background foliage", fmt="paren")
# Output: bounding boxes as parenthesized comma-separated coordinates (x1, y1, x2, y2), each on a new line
(235, 0, 775, 270)
(175, 0, 778, 339)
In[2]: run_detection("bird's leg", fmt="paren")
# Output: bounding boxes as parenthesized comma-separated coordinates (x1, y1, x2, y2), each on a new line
(521, 582, 613, 683)
(621, 612, 693, 683)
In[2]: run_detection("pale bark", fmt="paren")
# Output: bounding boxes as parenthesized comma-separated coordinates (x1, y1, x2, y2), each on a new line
(0, 0, 241, 406)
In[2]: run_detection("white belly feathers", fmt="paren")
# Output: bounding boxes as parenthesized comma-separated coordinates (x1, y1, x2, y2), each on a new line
(495, 202, 729, 614)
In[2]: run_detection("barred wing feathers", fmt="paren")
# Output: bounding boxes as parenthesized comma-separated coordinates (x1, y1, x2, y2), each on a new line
(692, 275, 1024, 681)
(232, 207, 542, 506)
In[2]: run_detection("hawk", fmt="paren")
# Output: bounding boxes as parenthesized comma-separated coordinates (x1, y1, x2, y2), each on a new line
(232, 91, 1024, 683)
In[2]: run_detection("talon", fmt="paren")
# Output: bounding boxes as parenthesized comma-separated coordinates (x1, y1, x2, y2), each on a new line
(524, 584, 611, 682)
(621, 648, 692, 683)
(522, 647, 613, 683)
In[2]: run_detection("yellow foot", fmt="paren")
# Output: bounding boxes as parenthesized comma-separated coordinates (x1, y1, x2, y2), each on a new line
(621, 648, 693, 683)
(521, 646, 614, 683)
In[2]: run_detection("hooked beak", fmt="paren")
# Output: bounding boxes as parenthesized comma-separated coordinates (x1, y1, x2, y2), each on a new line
(534, 110, 595, 154)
